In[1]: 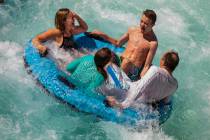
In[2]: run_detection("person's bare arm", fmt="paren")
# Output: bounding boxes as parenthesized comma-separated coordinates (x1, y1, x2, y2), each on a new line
(140, 41, 158, 77)
(116, 32, 129, 47)
(90, 30, 129, 47)
(89, 30, 118, 45)
(32, 28, 61, 54)
(71, 12, 88, 34)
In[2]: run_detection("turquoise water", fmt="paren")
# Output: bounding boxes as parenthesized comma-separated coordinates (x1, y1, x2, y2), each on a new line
(1, 0, 210, 140)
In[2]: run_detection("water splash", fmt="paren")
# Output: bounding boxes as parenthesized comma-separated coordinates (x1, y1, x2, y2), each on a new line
(99, 121, 175, 140)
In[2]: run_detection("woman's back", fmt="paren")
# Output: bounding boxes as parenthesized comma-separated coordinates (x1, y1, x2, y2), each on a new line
(66, 55, 104, 89)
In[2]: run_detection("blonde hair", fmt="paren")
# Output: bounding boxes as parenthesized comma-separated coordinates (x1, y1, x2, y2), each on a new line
(55, 8, 70, 32)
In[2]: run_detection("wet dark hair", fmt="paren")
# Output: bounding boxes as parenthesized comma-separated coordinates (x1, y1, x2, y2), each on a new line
(55, 8, 70, 32)
(94, 48, 112, 79)
(143, 9, 157, 24)
(162, 51, 179, 72)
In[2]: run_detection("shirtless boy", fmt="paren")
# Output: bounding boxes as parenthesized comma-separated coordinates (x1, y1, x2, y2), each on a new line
(91, 9, 158, 81)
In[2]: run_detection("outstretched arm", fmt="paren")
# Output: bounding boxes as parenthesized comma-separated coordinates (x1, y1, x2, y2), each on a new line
(90, 30, 117, 45)
(32, 28, 61, 54)
(140, 41, 158, 77)
(72, 12, 88, 34)
(90, 30, 129, 47)
(116, 32, 129, 47)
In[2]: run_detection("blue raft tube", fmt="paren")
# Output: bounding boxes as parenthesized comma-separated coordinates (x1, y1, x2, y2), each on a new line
(23, 33, 172, 127)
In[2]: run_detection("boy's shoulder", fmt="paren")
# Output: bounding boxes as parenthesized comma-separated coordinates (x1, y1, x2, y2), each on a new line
(128, 26, 139, 32)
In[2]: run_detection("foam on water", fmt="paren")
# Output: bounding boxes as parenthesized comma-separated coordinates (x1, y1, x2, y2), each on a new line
(190, 39, 210, 64)
(157, 8, 188, 37)
(89, 1, 137, 26)
(43, 40, 90, 71)
(99, 121, 175, 140)
(0, 41, 29, 83)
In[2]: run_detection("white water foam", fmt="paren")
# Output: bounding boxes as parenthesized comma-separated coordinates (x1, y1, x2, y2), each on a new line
(177, 1, 207, 27)
(99, 121, 175, 140)
(43, 40, 91, 71)
(0, 117, 21, 137)
(191, 40, 210, 63)
(157, 8, 188, 37)
(154, 7, 209, 67)
(0, 41, 33, 85)
(75, 0, 137, 26)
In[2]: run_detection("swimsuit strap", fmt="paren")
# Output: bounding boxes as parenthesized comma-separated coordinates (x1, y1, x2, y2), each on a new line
(106, 65, 122, 89)
(60, 34, 76, 49)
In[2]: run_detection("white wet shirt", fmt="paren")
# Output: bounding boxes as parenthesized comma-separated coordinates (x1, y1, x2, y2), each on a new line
(97, 63, 131, 101)
(121, 65, 178, 108)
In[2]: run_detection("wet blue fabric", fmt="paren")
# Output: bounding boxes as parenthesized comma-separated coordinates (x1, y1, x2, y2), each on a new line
(106, 65, 123, 89)
(65, 55, 104, 90)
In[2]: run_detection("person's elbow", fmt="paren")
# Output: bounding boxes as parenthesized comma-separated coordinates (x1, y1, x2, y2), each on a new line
(115, 40, 122, 47)
(111, 39, 118, 46)
(32, 35, 44, 45)
(32, 36, 42, 49)
(32, 36, 38, 44)
(140, 66, 150, 77)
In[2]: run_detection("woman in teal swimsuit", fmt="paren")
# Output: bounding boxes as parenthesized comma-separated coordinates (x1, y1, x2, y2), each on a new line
(59, 48, 112, 92)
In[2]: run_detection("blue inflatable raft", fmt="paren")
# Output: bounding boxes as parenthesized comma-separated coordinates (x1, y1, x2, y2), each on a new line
(24, 33, 172, 126)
